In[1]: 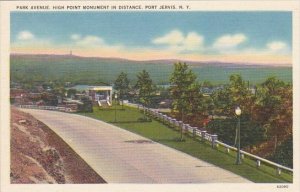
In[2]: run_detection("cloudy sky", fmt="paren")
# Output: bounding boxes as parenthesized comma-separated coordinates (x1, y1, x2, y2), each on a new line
(11, 12, 292, 65)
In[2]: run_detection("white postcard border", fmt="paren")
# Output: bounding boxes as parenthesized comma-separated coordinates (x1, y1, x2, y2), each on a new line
(1, 1, 299, 192)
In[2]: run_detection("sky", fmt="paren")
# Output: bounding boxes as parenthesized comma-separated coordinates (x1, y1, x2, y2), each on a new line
(11, 11, 292, 65)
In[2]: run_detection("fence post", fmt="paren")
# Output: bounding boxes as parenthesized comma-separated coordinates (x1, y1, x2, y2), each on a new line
(184, 124, 189, 134)
(170, 119, 175, 128)
(256, 160, 261, 167)
(201, 131, 207, 141)
(226, 147, 230, 153)
(241, 153, 245, 159)
(145, 108, 149, 115)
(193, 128, 196, 138)
(168, 117, 172, 127)
(178, 121, 182, 130)
(277, 167, 282, 175)
(211, 134, 218, 148)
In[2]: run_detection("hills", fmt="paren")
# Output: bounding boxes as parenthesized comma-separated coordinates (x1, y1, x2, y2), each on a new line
(10, 54, 292, 85)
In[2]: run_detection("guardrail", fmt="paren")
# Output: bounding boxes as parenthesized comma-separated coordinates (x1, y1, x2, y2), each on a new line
(216, 140, 293, 174)
(18, 105, 74, 112)
(140, 106, 293, 175)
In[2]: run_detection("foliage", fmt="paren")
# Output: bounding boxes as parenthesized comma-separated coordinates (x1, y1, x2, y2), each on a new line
(253, 77, 292, 152)
(202, 80, 213, 88)
(207, 117, 267, 148)
(10, 54, 292, 87)
(78, 97, 93, 112)
(52, 87, 66, 97)
(114, 72, 130, 108)
(269, 135, 293, 168)
(135, 70, 156, 119)
(212, 74, 254, 117)
(169, 62, 203, 139)
(135, 70, 156, 106)
(114, 72, 130, 100)
(211, 75, 292, 160)
(169, 62, 202, 115)
(41, 93, 58, 106)
(67, 88, 77, 98)
(10, 53, 293, 168)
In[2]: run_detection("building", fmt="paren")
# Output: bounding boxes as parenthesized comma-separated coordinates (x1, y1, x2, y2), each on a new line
(88, 86, 113, 106)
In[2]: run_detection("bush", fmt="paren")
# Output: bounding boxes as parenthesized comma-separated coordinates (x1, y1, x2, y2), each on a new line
(268, 135, 293, 168)
(78, 97, 93, 112)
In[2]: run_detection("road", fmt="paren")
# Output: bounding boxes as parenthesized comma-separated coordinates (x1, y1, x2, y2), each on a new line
(21, 109, 251, 183)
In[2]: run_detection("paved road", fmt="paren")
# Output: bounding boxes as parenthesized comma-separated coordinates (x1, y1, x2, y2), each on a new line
(21, 109, 251, 183)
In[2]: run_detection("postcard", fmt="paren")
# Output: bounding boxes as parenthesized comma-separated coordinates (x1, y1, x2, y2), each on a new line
(0, 0, 299, 192)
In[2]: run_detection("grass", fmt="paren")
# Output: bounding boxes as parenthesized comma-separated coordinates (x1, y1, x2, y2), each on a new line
(79, 105, 293, 183)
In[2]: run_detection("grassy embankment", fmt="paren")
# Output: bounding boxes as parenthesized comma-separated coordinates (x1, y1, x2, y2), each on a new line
(80, 105, 293, 183)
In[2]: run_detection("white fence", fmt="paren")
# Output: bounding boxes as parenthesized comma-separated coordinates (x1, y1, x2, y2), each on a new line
(216, 140, 293, 173)
(143, 107, 293, 175)
(18, 105, 74, 112)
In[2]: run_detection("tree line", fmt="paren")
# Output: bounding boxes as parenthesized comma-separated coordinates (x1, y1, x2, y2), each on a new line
(114, 62, 292, 167)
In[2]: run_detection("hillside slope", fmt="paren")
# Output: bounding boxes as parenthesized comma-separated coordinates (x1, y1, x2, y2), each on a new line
(10, 54, 292, 84)
(10, 107, 106, 184)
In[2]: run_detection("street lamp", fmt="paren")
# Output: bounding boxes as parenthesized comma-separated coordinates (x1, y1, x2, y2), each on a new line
(235, 106, 242, 165)
(114, 93, 118, 122)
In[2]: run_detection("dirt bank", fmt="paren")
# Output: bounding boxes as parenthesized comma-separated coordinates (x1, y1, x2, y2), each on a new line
(10, 107, 106, 184)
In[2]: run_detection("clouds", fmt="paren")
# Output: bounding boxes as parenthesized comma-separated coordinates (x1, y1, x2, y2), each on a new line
(11, 29, 291, 65)
(68, 33, 124, 56)
(151, 30, 290, 57)
(71, 34, 104, 47)
(14, 30, 52, 48)
(149, 30, 291, 64)
(17, 31, 34, 41)
(212, 33, 247, 52)
(70, 34, 81, 41)
(152, 30, 248, 54)
(152, 30, 204, 53)
(153, 30, 184, 45)
(267, 41, 289, 53)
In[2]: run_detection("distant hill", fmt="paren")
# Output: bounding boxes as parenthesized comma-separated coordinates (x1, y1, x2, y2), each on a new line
(10, 54, 292, 85)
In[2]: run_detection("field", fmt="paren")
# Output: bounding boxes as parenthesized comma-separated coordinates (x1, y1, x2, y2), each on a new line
(80, 105, 293, 183)
(10, 54, 292, 85)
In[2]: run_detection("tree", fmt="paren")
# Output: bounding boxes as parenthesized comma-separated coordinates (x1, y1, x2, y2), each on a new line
(135, 70, 156, 120)
(41, 93, 58, 106)
(67, 88, 77, 98)
(202, 80, 213, 88)
(254, 77, 292, 152)
(212, 74, 254, 117)
(53, 87, 66, 98)
(253, 77, 285, 122)
(269, 135, 293, 168)
(207, 117, 266, 149)
(114, 72, 130, 109)
(169, 62, 201, 140)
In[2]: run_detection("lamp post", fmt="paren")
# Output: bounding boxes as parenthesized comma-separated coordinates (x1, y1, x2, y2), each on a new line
(235, 106, 242, 165)
(114, 93, 118, 122)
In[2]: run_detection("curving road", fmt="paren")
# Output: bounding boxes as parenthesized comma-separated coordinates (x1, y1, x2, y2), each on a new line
(21, 109, 251, 183)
